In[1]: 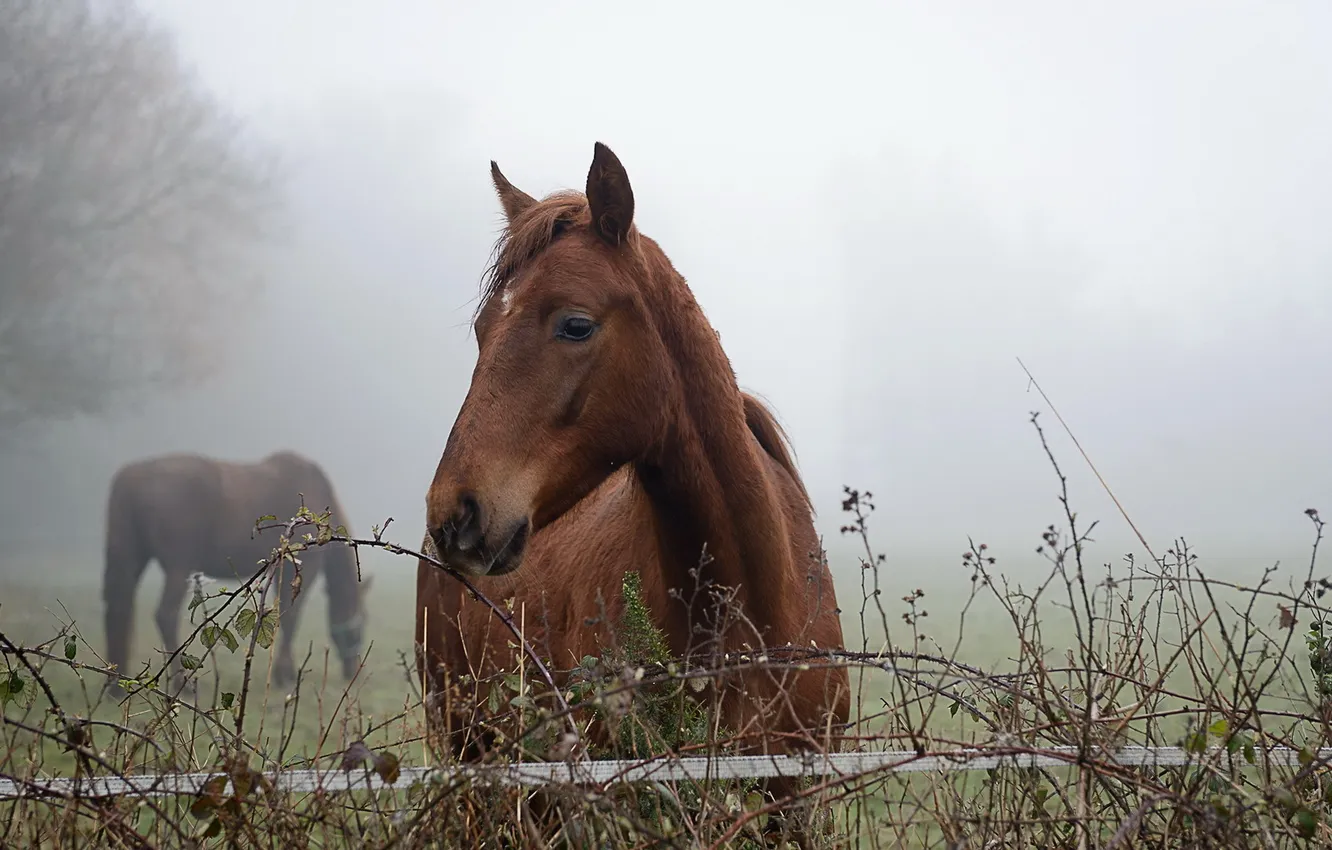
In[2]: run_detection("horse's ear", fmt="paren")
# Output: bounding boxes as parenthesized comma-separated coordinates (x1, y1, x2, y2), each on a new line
(586, 142, 634, 247)
(491, 160, 537, 224)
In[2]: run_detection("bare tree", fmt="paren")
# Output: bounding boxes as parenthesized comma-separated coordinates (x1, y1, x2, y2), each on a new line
(0, 0, 281, 432)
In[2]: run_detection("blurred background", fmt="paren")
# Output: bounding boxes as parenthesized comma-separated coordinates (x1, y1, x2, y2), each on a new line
(1, 1, 1329, 672)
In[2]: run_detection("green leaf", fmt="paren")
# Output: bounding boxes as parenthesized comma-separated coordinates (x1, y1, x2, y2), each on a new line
(255, 610, 278, 650)
(949, 700, 961, 717)
(235, 609, 257, 638)
(220, 629, 239, 653)
(1271, 787, 1298, 812)
(0, 671, 25, 706)
(744, 790, 765, 812)
(1184, 729, 1208, 754)
(188, 586, 205, 612)
(220, 692, 235, 710)
(63, 636, 78, 660)
(1243, 741, 1256, 765)
(1293, 807, 1317, 838)
(180, 654, 203, 671)
(1208, 718, 1229, 737)
(201, 625, 219, 649)
(1299, 746, 1316, 767)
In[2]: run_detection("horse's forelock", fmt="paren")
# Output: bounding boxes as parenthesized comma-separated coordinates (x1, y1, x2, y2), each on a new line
(474, 190, 593, 325)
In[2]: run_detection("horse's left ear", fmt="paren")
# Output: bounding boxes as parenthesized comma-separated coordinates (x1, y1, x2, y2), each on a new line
(491, 160, 537, 224)
(586, 142, 634, 247)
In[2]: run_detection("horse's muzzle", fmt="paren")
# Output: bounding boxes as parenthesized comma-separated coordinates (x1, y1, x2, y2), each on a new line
(429, 505, 530, 578)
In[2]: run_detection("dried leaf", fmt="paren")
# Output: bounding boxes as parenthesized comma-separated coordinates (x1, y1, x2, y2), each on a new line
(230, 763, 267, 798)
(373, 751, 401, 784)
(63, 720, 92, 751)
(341, 740, 375, 772)
(189, 775, 228, 818)
(546, 732, 579, 761)
(1280, 604, 1298, 630)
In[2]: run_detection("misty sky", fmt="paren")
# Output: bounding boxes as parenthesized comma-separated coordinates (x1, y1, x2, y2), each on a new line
(4, 1, 1329, 584)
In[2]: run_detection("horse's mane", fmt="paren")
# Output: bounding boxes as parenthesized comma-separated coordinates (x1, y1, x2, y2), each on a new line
(741, 392, 813, 513)
(476, 190, 593, 323)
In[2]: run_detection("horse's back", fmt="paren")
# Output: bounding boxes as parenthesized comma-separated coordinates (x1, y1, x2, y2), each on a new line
(111, 454, 226, 522)
(108, 452, 331, 579)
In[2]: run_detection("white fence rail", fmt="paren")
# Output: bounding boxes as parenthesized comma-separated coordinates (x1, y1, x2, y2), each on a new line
(3, 746, 1328, 800)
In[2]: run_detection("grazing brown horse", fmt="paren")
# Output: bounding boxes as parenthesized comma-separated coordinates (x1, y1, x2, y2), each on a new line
(416, 143, 850, 822)
(103, 451, 373, 695)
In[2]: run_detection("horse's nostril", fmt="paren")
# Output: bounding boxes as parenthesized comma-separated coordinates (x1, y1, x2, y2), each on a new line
(430, 523, 453, 554)
(456, 494, 483, 552)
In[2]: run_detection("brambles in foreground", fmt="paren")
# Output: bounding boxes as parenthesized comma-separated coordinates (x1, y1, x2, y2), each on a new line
(4, 417, 1332, 845)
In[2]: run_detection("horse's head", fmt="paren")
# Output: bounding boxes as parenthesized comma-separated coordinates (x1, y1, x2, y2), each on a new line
(427, 143, 678, 577)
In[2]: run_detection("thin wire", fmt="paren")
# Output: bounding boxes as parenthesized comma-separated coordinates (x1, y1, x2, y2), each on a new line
(1017, 356, 1161, 566)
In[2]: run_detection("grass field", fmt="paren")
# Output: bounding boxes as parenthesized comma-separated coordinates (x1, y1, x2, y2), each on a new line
(0, 529, 1319, 753)
(3, 496, 1332, 847)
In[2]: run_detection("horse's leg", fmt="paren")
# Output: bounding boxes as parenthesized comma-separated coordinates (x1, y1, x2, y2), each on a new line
(271, 558, 309, 689)
(103, 558, 147, 699)
(154, 567, 189, 694)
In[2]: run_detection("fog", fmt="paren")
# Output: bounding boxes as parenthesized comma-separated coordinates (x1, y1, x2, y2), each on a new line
(3, 1, 1329, 584)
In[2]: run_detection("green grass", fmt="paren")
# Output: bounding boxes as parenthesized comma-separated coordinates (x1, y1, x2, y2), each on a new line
(0, 545, 424, 776)
(0, 536, 1312, 773)
(6, 514, 1332, 848)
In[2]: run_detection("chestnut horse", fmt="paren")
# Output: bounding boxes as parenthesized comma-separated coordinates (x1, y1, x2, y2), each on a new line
(416, 143, 849, 824)
(103, 450, 373, 695)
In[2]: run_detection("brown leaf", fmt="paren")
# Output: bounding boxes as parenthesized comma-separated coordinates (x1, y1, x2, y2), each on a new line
(189, 775, 228, 818)
(341, 740, 375, 773)
(63, 719, 92, 752)
(230, 764, 264, 798)
(546, 732, 579, 761)
(373, 751, 401, 784)
(1280, 604, 1298, 630)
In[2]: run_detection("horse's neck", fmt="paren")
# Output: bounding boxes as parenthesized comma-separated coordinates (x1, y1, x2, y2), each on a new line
(642, 296, 797, 650)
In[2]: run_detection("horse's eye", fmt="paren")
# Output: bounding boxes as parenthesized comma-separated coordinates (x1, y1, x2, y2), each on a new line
(551, 218, 573, 238)
(555, 315, 597, 342)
